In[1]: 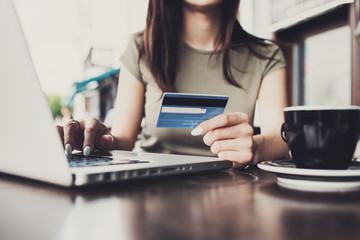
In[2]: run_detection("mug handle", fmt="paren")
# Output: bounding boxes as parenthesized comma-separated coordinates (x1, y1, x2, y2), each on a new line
(281, 122, 288, 143)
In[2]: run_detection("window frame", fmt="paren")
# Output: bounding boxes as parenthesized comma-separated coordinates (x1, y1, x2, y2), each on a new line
(274, 2, 360, 105)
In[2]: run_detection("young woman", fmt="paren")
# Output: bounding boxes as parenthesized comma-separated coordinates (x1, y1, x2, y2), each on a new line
(62, 0, 289, 168)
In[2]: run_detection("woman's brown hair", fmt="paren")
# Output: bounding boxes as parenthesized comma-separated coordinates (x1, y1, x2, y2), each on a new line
(140, 0, 271, 92)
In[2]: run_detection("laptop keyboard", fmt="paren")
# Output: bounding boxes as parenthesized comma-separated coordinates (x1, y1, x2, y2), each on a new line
(68, 154, 149, 168)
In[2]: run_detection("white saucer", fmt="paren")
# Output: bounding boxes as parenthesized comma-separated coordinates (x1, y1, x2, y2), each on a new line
(257, 160, 360, 192)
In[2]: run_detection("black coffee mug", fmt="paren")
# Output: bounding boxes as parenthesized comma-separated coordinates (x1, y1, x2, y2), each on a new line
(281, 106, 360, 169)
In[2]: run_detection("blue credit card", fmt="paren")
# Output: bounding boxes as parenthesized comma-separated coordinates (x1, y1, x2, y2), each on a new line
(156, 92, 228, 128)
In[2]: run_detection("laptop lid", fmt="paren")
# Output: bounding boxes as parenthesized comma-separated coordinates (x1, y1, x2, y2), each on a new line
(0, 0, 73, 186)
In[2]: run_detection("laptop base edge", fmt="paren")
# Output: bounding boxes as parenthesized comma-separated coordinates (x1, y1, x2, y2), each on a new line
(73, 160, 233, 186)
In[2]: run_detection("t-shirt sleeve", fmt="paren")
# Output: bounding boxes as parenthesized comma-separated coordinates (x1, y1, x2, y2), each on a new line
(120, 35, 144, 84)
(261, 44, 287, 79)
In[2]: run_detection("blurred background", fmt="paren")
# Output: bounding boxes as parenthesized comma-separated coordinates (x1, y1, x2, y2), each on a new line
(13, 0, 360, 126)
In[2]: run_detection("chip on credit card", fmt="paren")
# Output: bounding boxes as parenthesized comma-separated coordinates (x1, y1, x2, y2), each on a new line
(156, 92, 228, 128)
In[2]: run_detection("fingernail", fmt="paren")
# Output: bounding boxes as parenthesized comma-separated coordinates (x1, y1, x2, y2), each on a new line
(191, 127, 203, 136)
(83, 146, 91, 156)
(65, 143, 72, 156)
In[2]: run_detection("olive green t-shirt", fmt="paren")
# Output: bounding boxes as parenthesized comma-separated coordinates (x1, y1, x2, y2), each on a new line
(120, 34, 286, 156)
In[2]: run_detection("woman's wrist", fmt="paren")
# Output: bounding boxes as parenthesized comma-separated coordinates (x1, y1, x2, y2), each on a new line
(253, 133, 289, 163)
(252, 135, 263, 164)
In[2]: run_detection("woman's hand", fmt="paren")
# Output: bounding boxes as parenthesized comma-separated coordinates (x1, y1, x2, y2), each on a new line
(57, 118, 114, 156)
(191, 112, 257, 168)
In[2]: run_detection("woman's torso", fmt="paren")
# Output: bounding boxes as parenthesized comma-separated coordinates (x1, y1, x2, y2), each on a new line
(120, 35, 286, 156)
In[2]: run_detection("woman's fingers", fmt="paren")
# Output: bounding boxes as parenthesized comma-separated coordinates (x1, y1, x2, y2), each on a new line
(82, 118, 100, 154)
(203, 124, 254, 146)
(63, 119, 83, 154)
(98, 134, 114, 151)
(191, 112, 256, 167)
(191, 112, 250, 136)
(209, 138, 253, 155)
(62, 118, 112, 156)
(210, 138, 254, 166)
(83, 118, 110, 155)
(218, 151, 254, 167)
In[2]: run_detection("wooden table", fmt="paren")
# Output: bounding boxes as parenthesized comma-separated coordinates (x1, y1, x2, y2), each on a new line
(1, 164, 360, 240)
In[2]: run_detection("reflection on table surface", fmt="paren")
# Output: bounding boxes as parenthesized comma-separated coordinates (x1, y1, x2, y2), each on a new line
(1, 166, 360, 240)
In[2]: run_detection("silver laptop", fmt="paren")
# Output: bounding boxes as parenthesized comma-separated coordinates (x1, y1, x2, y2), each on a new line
(0, 0, 232, 187)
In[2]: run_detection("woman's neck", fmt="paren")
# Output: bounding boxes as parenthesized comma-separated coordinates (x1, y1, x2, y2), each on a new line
(181, 4, 221, 52)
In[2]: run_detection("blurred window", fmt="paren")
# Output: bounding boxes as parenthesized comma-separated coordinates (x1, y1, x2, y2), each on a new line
(303, 25, 351, 105)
